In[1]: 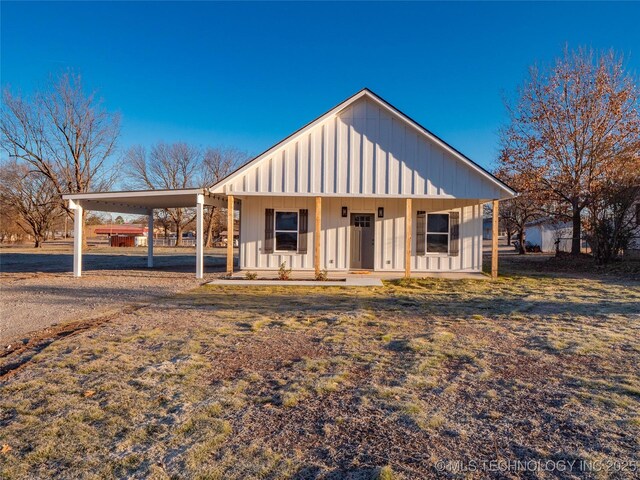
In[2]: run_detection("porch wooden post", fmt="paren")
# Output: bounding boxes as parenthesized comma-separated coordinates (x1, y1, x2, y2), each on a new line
(491, 199, 499, 279)
(405, 198, 412, 278)
(226, 195, 234, 275)
(315, 196, 322, 276)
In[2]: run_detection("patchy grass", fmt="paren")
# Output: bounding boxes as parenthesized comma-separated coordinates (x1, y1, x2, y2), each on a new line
(1, 259, 639, 479)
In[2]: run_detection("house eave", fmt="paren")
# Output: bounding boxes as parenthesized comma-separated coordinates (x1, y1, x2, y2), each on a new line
(225, 191, 506, 201)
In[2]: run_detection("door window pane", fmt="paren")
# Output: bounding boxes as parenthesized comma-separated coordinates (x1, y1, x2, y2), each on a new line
(354, 215, 371, 227)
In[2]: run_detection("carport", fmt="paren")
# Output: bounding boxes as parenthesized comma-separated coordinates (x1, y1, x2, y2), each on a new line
(63, 189, 232, 279)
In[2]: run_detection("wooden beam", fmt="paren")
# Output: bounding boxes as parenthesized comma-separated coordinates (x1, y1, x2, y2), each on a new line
(227, 195, 234, 275)
(491, 199, 499, 279)
(315, 196, 322, 276)
(405, 198, 412, 278)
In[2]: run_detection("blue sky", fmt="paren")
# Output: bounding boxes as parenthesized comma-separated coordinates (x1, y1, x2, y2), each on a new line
(2, 1, 639, 172)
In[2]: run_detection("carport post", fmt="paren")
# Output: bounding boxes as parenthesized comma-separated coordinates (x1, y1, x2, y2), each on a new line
(491, 199, 499, 279)
(147, 210, 154, 268)
(404, 198, 412, 278)
(69, 199, 83, 278)
(196, 194, 204, 279)
(226, 195, 234, 275)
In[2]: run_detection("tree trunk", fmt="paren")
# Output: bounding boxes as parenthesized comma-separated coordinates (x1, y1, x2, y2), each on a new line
(81, 210, 88, 249)
(34, 236, 42, 248)
(205, 207, 215, 248)
(571, 205, 582, 255)
(506, 229, 512, 247)
(175, 222, 183, 247)
(518, 230, 526, 254)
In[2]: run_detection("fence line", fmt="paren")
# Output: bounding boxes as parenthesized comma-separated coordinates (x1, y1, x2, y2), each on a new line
(152, 237, 196, 247)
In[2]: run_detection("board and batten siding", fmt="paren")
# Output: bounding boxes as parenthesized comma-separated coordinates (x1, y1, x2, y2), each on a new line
(239, 197, 483, 272)
(223, 97, 503, 200)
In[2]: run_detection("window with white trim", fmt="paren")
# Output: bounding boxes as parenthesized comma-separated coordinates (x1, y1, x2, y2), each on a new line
(275, 211, 298, 251)
(426, 213, 449, 253)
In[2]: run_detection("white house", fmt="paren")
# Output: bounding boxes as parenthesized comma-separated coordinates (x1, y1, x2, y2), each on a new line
(64, 89, 516, 279)
(524, 219, 574, 253)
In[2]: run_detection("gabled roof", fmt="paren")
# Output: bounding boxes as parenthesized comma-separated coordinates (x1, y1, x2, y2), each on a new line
(210, 88, 516, 197)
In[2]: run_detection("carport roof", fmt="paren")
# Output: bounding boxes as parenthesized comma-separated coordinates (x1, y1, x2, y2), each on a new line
(63, 188, 226, 215)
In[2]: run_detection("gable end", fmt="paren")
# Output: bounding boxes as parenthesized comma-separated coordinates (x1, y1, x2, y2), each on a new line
(211, 89, 515, 199)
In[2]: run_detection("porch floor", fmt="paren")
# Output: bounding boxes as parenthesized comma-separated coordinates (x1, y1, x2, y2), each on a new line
(207, 277, 383, 287)
(228, 270, 488, 282)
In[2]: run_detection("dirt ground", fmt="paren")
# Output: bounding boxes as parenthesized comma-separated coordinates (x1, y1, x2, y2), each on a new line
(0, 247, 231, 344)
(1, 252, 639, 479)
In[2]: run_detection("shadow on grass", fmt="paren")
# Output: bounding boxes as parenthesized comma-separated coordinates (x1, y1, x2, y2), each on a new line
(178, 284, 639, 318)
(0, 252, 229, 274)
(484, 254, 640, 289)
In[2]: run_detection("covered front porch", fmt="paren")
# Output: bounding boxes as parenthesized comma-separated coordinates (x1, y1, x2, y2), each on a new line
(235, 194, 502, 278)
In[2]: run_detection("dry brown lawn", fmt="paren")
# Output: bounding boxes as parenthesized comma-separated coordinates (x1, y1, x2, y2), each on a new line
(1, 258, 639, 479)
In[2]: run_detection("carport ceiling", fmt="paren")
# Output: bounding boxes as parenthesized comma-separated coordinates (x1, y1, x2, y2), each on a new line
(63, 188, 227, 215)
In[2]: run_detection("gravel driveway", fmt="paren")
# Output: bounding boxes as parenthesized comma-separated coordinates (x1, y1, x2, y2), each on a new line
(0, 251, 227, 345)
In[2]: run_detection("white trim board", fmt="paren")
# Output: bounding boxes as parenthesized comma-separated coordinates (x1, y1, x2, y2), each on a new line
(62, 189, 225, 211)
(63, 188, 208, 200)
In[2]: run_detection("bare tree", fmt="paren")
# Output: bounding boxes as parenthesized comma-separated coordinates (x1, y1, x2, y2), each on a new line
(1, 72, 121, 213)
(586, 157, 640, 263)
(495, 169, 543, 254)
(0, 160, 61, 247)
(500, 218, 515, 247)
(154, 208, 173, 240)
(86, 213, 107, 226)
(485, 202, 514, 247)
(125, 142, 202, 246)
(500, 47, 640, 255)
(0, 205, 26, 243)
(201, 147, 248, 246)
